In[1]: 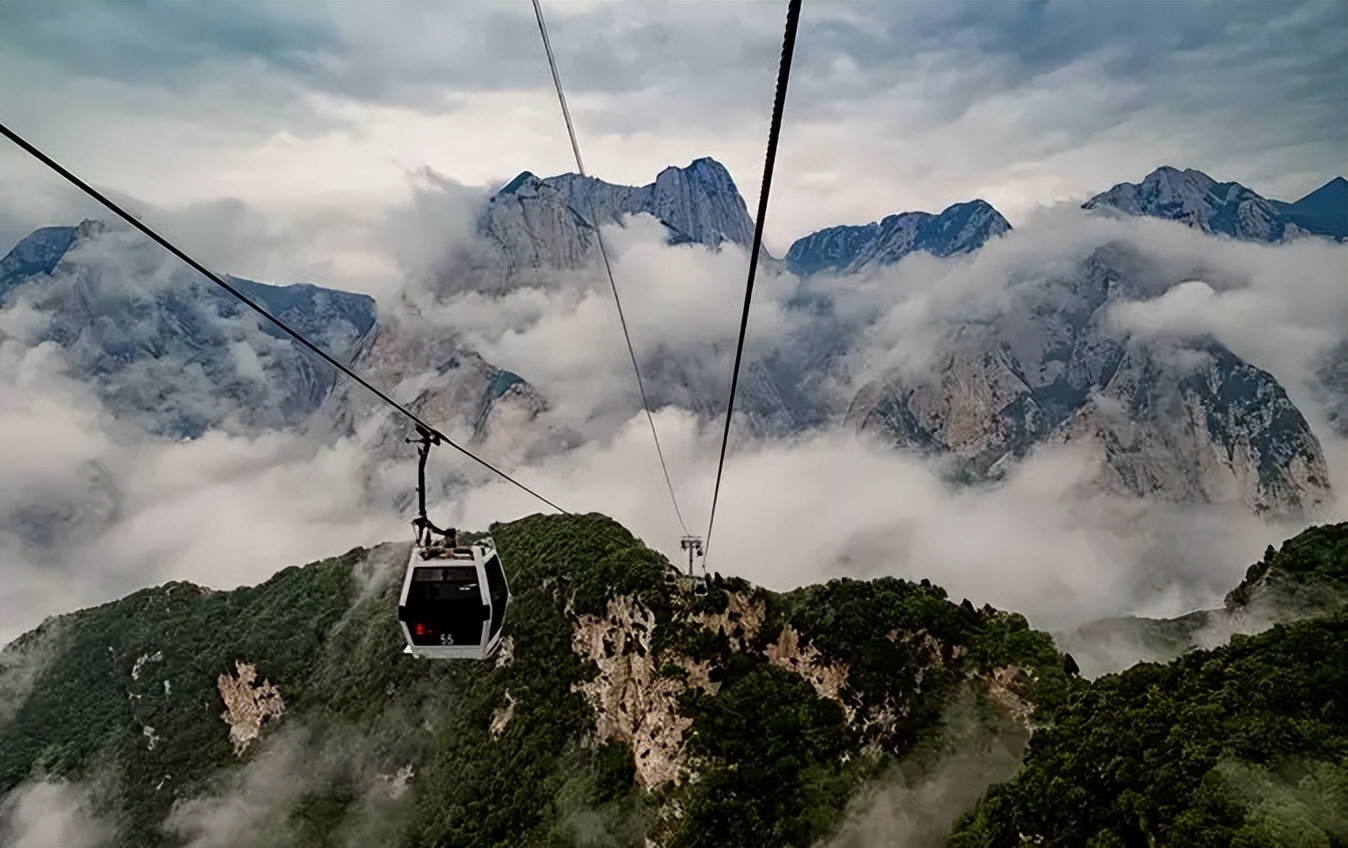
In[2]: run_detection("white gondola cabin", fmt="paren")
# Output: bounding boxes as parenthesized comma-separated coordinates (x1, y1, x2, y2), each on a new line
(397, 536, 511, 660)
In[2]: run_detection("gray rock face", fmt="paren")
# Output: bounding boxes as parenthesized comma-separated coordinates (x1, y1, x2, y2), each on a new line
(316, 315, 546, 462)
(3, 158, 1334, 521)
(0, 220, 376, 438)
(1271, 176, 1348, 241)
(1054, 340, 1329, 514)
(844, 244, 1331, 515)
(0, 218, 540, 455)
(1082, 166, 1330, 243)
(785, 200, 1011, 276)
(480, 157, 754, 275)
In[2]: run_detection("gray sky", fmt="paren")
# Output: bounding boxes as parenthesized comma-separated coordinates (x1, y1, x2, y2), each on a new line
(2, 0, 1345, 289)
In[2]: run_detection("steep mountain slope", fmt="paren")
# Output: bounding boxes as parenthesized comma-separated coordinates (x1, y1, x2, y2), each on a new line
(323, 157, 777, 447)
(0, 513, 1070, 848)
(844, 243, 1332, 515)
(2, 159, 1337, 517)
(951, 609, 1348, 848)
(785, 200, 1011, 277)
(1055, 523, 1348, 675)
(1273, 176, 1348, 240)
(1313, 340, 1348, 437)
(0, 220, 375, 438)
(315, 314, 546, 461)
(3, 519, 1344, 847)
(1084, 166, 1348, 243)
(0, 219, 543, 469)
(479, 157, 755, 276)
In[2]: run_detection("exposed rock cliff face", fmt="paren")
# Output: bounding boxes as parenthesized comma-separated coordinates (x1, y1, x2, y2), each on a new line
(481, 157, 754, 276)
(1084, 166, 1348, 243)
(1054, 341, 1329, 513)
(316, 313, 545, 460)
(785, 200, 1011, 276)
(571, 596, 717, 790)
(765, 623, 849, 706)
(845, 245, 1332, 514)
(217, 660, 284, 756)
(0, 220, 376, 439)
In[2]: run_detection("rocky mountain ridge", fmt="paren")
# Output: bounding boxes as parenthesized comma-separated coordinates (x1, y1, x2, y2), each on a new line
(843, 242, 1332, 514)
(1084, 166, 1348, 242)
(0, 219, 376, 438)
(479, 157, 755, 278)
(1, 159, 1342, 517)
(785, 199, 1011, 276)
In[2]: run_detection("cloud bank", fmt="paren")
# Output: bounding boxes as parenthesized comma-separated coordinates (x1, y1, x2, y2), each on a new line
(3, 189, 1346, 647)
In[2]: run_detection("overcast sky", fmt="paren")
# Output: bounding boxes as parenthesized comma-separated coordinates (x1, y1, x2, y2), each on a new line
(2, 0, 1346, 290)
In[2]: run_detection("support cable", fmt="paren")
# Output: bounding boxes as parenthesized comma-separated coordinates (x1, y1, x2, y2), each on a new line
(531, 0, 692, 536)
(703, 0, 802, 559)
(0, 120, 569, 515)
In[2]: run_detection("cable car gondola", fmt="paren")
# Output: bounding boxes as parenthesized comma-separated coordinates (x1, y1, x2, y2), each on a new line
(398, 429, 512, 660)
(398, 531, 510, 660)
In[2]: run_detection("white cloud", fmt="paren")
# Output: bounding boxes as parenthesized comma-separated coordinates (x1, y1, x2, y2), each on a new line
(1, 170, 1345, 650)
(0, 780, 112, 848)
(0, 336, 405, 645)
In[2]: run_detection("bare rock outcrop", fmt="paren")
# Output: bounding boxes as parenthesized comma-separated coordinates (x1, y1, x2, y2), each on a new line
(217, 660, 284, 756)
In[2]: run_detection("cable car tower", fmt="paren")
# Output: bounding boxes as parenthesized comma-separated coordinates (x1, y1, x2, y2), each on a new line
(680, 536, 704, 577)
(681, 535, 708, 596)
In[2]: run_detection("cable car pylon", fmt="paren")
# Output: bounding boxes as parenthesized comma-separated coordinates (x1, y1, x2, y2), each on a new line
(681, 535, 708, 597)
(680, 535, 704, 577)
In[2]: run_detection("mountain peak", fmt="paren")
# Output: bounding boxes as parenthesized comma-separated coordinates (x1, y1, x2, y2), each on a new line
(497, 171, 541, 195)
(1280, 176, 1348, 240)
(1084, 166, 1285, 242)
(479, 157, 755, 268)
(1087, 166, 1348, 242)
(786, 198, 1011, 277)
(681, 156, 733, 179)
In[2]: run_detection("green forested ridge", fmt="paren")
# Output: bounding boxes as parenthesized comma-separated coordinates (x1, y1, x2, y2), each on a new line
(1225, 521, 1348, 616)
(1, 516, 1342, 847)
(949, 526, 1348, 848)
(0, 512, 1064, 847)
(1056, 521, 1348, 676)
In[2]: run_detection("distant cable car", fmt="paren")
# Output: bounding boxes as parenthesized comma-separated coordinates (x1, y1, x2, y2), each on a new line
(398, 428, 512, 660)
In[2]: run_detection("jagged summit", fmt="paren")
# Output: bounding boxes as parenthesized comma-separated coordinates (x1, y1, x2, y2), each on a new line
(479, 157, 755, 271)
(1084, 166, 1288, 242)
(785, 197, 1011, 276)
(1274, 175, 1348, 240)
(1084, 166, 1348, 242)
(497, 171, 540, 195)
